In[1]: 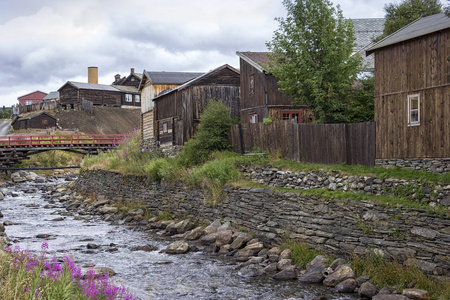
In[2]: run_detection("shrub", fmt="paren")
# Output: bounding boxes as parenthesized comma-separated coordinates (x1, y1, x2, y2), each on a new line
(262, 118, 273, 125)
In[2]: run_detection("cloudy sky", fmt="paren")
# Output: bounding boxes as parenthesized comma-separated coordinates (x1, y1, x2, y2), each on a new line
(0, 0, 445, 106)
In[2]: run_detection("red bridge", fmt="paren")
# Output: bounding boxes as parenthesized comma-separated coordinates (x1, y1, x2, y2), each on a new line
(0, 134, 127, 168)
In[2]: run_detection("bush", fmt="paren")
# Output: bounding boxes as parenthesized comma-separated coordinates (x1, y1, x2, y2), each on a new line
(178, 100, 234, 166)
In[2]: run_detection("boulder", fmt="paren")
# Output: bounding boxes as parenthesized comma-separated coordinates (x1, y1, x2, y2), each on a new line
(299, 264, 326, 283)
(98, 206, 118, 214)
(272, 266, 298, 280)
(218, 244, 231, 254)
(215, 230, 233, 247)
(358, 282, 378, 298)
(306, 255, 329, 269)
(164, 241, 189, 254)
(230, 232, 252, 250)
(235, 242, 264, 258)
(217, 221, 232, 232)
(204, 220, 221, 235)
(264, 263, 278, 273)
(402, 289, 429, 300)
(82, 267, 116, 279)
(0, 192, 3, 200)
(267, 246, 282, 262)
(166, 219, 195, 234)
(335, 278, 358, 293)
(130, 244, 158, 252)
(373, 295, 409, 300)
(277, 259, 293, 271)
(238, 264, 265, 278)
(323, 264, 355, 287)
(201, 232, 219, 245)
(279, 249, 292, 260)
(3, 220, 12, 226)
(87, 243, 100, 249)
(184, 226, 205, 241)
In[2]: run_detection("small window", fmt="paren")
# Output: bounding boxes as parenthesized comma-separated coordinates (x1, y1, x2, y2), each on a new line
(281, 111, 302, 123)
(135, 95, 140, 103)
(407, 94, 420, 126)
(42, 119, 48, 125)
(26, 100, 33, 105)
(163, 122, 168, 133)
(249, 113, 258, 123)
(249, 74, 255, 94)
(125, 94, 132, 102)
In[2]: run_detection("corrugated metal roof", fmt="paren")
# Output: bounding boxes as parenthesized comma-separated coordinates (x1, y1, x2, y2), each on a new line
(43, 91, 59, 100)
(113, 85, 139, 93)
(352, 18, 385, 50)
(67, 81, 119, 91)
(144, 71, 204, 84)
(366, 12, 450, 54)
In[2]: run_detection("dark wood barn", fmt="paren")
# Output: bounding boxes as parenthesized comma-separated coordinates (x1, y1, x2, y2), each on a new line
(366, 12, 450, 159)
(113, 85, 141, 107)
(12, 112, 57, 130)
(236, 52, 312, 124)
(112, 68, 142, 88)
(153, 64, 240, 146)
(59, 81, 122, 108)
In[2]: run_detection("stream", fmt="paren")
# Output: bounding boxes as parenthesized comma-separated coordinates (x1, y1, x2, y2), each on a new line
(0, 178, 357, 300)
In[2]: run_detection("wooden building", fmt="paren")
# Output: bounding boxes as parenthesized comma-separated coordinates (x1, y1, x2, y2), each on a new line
(153, 64, 240, 146)
(236, 52, 312, 124)
(58, 81, 122, 108)
(112, 68, 143, 88)
(138, 70, 204, 142)
(17, 91, 47, 107)
(366, 12, 450, 159)
(12, 112, 57, 130)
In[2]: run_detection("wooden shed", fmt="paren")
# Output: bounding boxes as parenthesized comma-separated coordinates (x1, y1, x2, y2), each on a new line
(58, 81, 122, 108)
(236, 52, 312, 124)
(153, 64, 240, 146)
(366, 12, 450, 159)
(12, 112, 57, 130)
(138, 71, 204, 142)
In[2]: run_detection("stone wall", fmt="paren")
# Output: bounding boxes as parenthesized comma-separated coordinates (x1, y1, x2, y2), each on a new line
(376, 158, 450, 174)
(75, 169, 450, 276)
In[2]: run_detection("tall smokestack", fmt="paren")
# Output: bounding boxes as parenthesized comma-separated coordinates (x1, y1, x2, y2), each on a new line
(131, 68, 135, 74)
(88, 66, 98, 84)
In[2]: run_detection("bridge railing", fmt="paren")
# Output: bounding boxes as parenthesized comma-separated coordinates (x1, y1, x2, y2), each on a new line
(0, 134, 128, 147)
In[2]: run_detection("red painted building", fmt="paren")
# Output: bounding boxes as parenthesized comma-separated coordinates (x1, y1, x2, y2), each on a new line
(17, 91, 48, 106)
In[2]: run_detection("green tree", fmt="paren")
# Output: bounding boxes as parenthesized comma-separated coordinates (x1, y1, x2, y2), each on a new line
(346, 76, 374, 123)
(178, 100, 234, 166)
(266, 0, 361, 123)
(375, 0, 442, 42)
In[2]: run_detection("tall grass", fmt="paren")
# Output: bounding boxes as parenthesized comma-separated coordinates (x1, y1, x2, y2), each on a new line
(0, 243, 136, 300)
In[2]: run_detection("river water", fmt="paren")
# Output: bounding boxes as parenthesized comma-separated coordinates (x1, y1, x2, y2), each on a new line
(1, 178, 356, 300)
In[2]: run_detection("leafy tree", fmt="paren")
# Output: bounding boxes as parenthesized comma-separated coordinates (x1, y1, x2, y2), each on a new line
(266, 0, 361, 124)
(375, 0, 442, 42)
(346, 76, 374, 123)
(446, 0, 450, 16)
(178, 100, 234, 166)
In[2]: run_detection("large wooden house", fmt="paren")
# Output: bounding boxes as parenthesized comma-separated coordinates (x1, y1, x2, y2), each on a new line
(236, 52, 312, 124)
(366, 12, 450, 159)
(153, 64, 240, 146)
(139, 70, 204, 142)
(17, 91, 48, 107)
(58, 81, 123, 108)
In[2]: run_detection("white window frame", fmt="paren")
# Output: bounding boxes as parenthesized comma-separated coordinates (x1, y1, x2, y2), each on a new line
(135, 94, 140, 103)
(125, 94, 132, 102)
(407, 94, 420, 126)
(249, 113, 258, 123)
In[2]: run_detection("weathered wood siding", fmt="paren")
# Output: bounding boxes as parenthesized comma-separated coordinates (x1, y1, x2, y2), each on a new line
(230, 121, 376, 167)
(59, 85, 79, 105)
(13, 114, 57, 130)
(374, 29, 450, 159)
(157, 117, 174, 146)
(142, 110, 155, 141)
(60, 85, 121, 107)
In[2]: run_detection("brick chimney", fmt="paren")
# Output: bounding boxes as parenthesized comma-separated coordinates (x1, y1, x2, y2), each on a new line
(114, 74, 121, 83)
(88, 66, 98, 84)
(131, 68, 135, 74)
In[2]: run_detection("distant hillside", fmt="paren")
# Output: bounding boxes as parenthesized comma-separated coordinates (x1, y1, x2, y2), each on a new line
(55, 106, 140, 134)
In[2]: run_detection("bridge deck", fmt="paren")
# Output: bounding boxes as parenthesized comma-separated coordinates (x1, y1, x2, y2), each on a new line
(0, 134, 127, 148)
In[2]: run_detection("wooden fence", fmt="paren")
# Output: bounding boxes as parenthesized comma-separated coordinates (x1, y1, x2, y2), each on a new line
(81, 98, 93, 114)
(19, 101, 58, 114)
(229, 121, 376, 167)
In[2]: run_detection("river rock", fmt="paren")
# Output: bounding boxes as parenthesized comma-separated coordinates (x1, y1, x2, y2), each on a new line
(272, 266, 298, 280)
(299, 264, 326, 283)
(0, 211, 3, 218)
(0, 223, 4, 232)
(277, 258, 293, 271)
(12, 177, 26, 183)
(323, 264, 355, 287)
(235, 242, 264, 258)
(329, 258, 347, 270)
(230, 232, 252, 250)
(358, 281, 378, 298)
(130, 244, 158, 252)
(218, 244, 231, 254)
(82, 267, 116, 279)
(307, 255, 329, 269)
(238, 264, 265, 278)
(184, 226, 205, 241)
(0, 192, 3, 200)
(201, 232, 219, 245)
(267, 246, 282, 262)
(373, 295, 409, 300)
(280, 249, 292, 260)
(335, 278, 358, 293)
(215, 230, 233, 247)
(166, 219, 195, 234)
(164, 241, 189, 254)
(402, 288, 429, 300)
(204, 220, 221, 235)
(264, 263, 278, 273)
(217, 221, 232, 232)
(87, 243, 100, 249)
(98, 206, 118, 214)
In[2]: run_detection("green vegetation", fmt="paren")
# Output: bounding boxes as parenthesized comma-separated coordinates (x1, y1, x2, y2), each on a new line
(0, 108, 12, 119)
(266, 0, 361, 123)
(282, 239, 330, 269)
(262, 118, 273, 125)
(17, 150, 83, 175)
(374, 0, 442, 42)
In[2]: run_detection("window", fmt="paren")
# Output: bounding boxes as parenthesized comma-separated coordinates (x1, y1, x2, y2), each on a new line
(42, 119, 48, 125)
(125, 94, 132, 102)
(249, 74, 254, 94)
(407, 94, 420, 126)
(135, 95, 140, 103)
(248, 113, 258, 123)
(26, 100, 33, 105)
(281, 111, 302, 123)
(163, 122, 168, 133)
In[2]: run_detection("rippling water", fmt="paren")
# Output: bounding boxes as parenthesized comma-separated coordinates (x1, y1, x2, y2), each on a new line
(1, 179, 356, 300)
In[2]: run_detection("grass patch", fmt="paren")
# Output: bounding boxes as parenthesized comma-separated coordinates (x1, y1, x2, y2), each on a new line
(351, 251, 450, 300)
(17, 150, 83, 175)
(282, 239, 331, 269)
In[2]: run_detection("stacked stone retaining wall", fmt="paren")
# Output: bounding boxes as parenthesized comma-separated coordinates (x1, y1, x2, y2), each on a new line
(376, 158, 450, 174)
(75, 169, 450, 276)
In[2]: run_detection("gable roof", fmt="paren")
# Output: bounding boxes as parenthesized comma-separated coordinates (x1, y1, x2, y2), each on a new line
(12, 112, 57, 124)
(351, 18, 385, 51)
(366, 12, 450, 55)
(43, 91, 59, 100)
(142, 71, 204, 85)
(17, 91, 48, 99)
(153, 64, 239, 101)
(113, 85, 139, 93)
(60, 81, 119, 92)
(236, 52, 271, 73)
